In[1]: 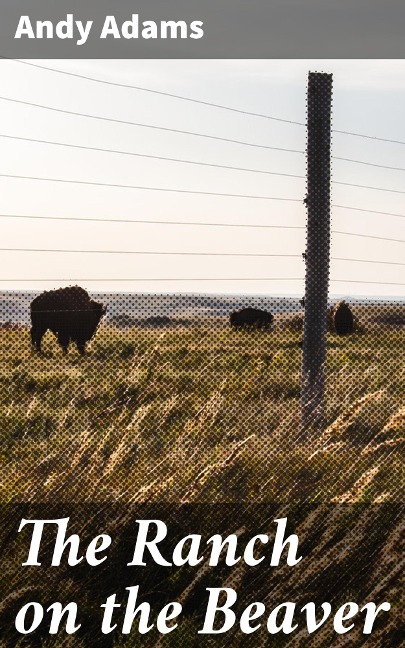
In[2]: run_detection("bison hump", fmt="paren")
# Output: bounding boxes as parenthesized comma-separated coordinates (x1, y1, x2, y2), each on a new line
(31, 286, 91, 312)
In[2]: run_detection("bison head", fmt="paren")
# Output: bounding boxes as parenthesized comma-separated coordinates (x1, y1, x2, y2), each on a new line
(85, 301, 106, 339)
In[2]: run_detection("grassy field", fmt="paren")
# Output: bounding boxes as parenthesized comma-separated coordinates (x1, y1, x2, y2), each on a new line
(0, 322, 403, 646)
(0, 322, 403, 503)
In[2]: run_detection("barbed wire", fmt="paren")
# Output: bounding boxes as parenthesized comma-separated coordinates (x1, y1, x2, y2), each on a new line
(4, 134, 405, 192)
(2, 170, 405, 202)
(4, 58, 405, 146)
(333, 128, 405, 146)
(0, 173, 303, 202)
(1, 277, 304, 282)
(333, 180, 405, 196)
(0, 214, 306, 229)
(332, 156, 405, 172)
(1, 65, 404, 293)
(0, 215, 403, 242)
(0, 134, 305, 180)
(331, 279, 405, 286)
(1, 278, 404, 286)
(4, 132, 405, 175)
(0, 97, 301, 153)
(1, 248, 404, 266)
(332, 231, 404, 244)
(0, 58, 306, 125)
(333, 205, 405, 219)
(0, 248, 301, 259)
(331, 257, 405, 266)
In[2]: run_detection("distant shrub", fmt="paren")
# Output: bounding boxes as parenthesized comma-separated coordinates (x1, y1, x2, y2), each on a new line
(373, 312, 405, 328)
(143, 315, 172, 328)
(286, 314, 304, 332)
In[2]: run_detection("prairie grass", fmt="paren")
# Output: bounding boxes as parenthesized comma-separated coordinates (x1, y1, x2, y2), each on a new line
(0, 323, 403, 647)
(0, 323, 403, 503)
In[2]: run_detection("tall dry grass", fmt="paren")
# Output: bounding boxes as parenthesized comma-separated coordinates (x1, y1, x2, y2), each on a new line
(0, 323, 403, 646)
(0, 324, 403, 503)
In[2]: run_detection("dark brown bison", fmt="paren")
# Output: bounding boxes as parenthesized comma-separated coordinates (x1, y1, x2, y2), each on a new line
(330, 300, 354, 336)
(230, 307, 273, 330)
(30, 286, 106, 354)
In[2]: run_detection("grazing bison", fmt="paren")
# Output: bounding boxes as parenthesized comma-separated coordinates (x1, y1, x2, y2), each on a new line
(330, 300, 354, 336)
(230, 307, 273, 330)
(30, 286, 106, 354)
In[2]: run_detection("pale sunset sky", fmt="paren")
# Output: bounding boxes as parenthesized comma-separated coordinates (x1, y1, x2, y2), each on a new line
(0, 59, 404, 297)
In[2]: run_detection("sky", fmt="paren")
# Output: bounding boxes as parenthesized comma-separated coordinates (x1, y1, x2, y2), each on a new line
(0, 58, 404, 297)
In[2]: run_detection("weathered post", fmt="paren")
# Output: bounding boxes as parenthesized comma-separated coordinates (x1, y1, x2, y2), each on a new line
(301, 72, 332, 429)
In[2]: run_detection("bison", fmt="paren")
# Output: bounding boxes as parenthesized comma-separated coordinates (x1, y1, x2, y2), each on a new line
(230, 307, 273, 330)
(330, 300, 354, 336)
(30, 286, 106, 354)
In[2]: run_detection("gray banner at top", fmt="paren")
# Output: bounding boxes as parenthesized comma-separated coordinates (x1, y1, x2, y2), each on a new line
(1, 0, 405, 58)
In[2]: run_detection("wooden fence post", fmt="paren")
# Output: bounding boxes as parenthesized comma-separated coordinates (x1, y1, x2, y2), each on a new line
(301, 72, 333, 429)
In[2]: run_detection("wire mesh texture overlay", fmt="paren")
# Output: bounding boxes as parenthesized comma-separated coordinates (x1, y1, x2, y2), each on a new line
(1, 290, 404, 646)
(0, 62, 404, 646)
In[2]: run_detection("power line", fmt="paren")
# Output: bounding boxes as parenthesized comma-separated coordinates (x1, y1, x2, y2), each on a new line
(0, 247, 301, 259)
(0, 214, 306, 230)
(0, 174, 302, 202)
(0, 58, 306, 126)
(333, 204, 405, 219)
(0, 96, 302, 154)
(0, 133, 305, 180)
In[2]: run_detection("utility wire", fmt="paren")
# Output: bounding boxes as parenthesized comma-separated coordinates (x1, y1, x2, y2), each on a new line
(0, 96, 302, 154)
(0, 214, 306, 230)
(0, 174, 302, 202)
(0, 134, 304, 180)
(3, 58, 405, 145)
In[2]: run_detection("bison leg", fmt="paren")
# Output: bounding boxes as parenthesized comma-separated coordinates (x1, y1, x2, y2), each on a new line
(76, 341, 86, 355)
(30, 326, 46, 352)
(57, 331, 70, 354)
